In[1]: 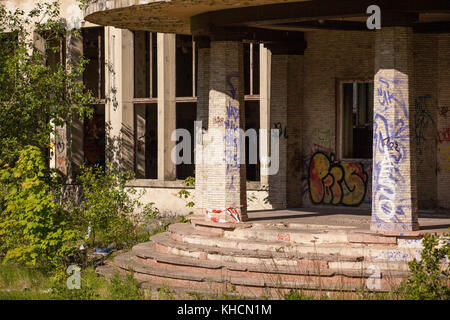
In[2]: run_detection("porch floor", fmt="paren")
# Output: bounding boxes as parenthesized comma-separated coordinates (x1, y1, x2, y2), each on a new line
(247, 208, 450, 235)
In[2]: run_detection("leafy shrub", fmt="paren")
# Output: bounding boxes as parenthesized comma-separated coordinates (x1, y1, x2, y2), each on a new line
(75, 164, 159, 250)
(0, 146, 79, 267)
(178, 176, 195, 212)
(398, 233, 449, 300)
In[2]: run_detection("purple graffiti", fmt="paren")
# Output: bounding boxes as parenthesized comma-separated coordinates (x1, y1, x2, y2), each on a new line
(377, 77, 408, 119)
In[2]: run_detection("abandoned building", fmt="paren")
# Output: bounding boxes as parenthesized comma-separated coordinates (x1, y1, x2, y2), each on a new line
(5, 0, 450, 296)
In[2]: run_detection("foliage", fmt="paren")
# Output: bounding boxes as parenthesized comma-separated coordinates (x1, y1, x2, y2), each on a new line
(283, 289, 314, 300)
(50, 268, 100, 300)
(74, 164, 159, 249)
(0, 1, 94, 167)
(178, 176, 195, 212)
(397, 233, 449, 300)
(0, 146, 79, 267)
(110, 270, 144, 300)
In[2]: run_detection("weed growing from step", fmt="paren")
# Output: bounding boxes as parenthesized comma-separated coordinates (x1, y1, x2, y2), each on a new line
(396, 233, 449, 300)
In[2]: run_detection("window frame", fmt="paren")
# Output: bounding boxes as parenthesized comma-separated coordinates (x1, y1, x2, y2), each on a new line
(336, 78, 374, 162)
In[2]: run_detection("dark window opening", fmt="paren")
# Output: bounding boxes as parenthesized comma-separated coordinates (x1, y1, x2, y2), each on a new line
(134, 104, 158, 179)
(82, 27, 105, 101)
(176, 103, 196, 180)
(84, 104, 105, 168)
(245, 100, 260, 181)
(176, 35, 196, 98)
(244, 43, 260, 96)
(82, 28, 105, 169)
(175, 35, 197, 180)
(342, 82, 374, 159)
(134, 31, 157, 99)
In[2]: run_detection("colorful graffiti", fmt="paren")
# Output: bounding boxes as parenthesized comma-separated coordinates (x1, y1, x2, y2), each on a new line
(438, 128, 450, 144)
(55, 128, 67, 175)
(438, 145, 450, 171)
(308, 152, 369, 207)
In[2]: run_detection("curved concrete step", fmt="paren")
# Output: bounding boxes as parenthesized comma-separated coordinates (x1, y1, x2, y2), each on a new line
(112, 251, 405, 295)
(151, 233, 415, 272)
(169, 223, 423, 264)
(132, 237, 410, 280)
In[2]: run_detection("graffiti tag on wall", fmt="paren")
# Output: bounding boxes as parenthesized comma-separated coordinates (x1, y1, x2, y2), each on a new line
(438, 128, 450, 144)
(308, 152, 368, 206)
(56, 128, 67, 175)
(414, 95, 434, 154)
(438, 145, 450, 171)
(224, 73, 241, 192)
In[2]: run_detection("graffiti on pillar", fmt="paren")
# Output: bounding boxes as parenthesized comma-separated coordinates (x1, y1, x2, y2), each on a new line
(213, 116, 225, 126)
(438, 145, 450, 171)
(377, 77, 408, 119)
(438, 128, 450, 144)
(307, 151, 368, 206)
(414, 95, 434, 154)
(55, 128, 67, 174)
(224, 73, 241, 192)
(372, 77, 412, 231)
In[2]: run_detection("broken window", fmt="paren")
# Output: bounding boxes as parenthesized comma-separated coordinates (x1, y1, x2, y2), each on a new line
(82, 27, 106, 168)
(341, 82, 374, 159)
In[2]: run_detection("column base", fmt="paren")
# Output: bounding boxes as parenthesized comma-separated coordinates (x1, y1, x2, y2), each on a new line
(370, 221, 420, 235)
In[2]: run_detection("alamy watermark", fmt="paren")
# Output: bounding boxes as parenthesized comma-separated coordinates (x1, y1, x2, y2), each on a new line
(171, 122, 281, 176)
(66, 265, 81, 290)
(366, 5, 381, 30)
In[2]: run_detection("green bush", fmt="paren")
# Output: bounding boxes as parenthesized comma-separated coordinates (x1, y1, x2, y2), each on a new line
(75, 164, 159, 250)
(0, 146, 79, 267)
(398, 233, 449, 300)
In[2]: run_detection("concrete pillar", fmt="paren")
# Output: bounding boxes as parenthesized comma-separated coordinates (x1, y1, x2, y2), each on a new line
(437, 34, 450, 209)
(104, 27, 134, 172)
(286, 55, 303, 208)
(268, 54, 288, 208)
(157, 33, 177, 181)
(262, 44, 304, 209)
(259, 45, 271, 189)
(49, 31, 84, 181)
(203, 41, 247, 222)
(371, 26, 419, 233)
(67, 33, 85, 179)
(195, 45, 210, 213)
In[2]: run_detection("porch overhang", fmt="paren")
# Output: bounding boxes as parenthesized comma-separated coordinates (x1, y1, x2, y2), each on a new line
(83, 0, 450, 35)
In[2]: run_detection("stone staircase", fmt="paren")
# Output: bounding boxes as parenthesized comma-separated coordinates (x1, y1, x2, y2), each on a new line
(97, 216, 428, 298)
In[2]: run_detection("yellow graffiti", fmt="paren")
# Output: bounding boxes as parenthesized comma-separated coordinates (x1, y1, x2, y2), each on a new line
(308, 152, 368, 206)
(438, 145, 450, 171)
